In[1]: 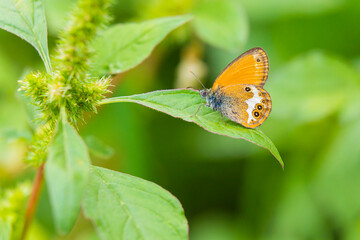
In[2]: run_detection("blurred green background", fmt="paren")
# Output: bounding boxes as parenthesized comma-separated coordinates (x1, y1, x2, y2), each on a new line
(1, 0, 360, 239)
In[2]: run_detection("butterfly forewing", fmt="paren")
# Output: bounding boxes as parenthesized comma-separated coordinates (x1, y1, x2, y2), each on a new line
(219, 84, 272, 128)
(212, 47, 269, 91)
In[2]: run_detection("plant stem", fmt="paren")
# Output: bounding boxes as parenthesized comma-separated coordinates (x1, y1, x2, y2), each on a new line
(20, 163, 45, 240)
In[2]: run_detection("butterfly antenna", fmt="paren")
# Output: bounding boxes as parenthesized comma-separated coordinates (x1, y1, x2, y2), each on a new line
(189, 71, 206, 89)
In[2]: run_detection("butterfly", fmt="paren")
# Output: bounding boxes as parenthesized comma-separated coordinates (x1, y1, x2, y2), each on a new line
(198, 47, 271, 128)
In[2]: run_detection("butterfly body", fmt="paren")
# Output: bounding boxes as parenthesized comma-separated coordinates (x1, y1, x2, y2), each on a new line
(199, 89, 222, 111)
(199, 48, 272, 128)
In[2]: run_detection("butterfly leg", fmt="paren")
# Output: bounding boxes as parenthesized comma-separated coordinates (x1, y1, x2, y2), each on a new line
(191, 103, 205, 118)
(220, 111, 227, 126)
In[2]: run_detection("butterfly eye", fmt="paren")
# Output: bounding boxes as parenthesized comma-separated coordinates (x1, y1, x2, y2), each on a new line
(254, 111, 260, 117)
(257, 105, 263, 110)
(199, 89, 208, 98)
(245, 87, 251, 92)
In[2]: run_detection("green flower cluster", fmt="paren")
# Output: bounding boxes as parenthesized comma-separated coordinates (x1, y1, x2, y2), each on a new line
(20, 71, 110, 124)
(18, 0, 113, 165)
(0, 182, 31, 240)
(54, 0, 113, 82)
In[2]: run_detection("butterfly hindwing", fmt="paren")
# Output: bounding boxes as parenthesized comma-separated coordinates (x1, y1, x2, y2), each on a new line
(218, 84, 272, 128)
(212, 47, 269, 91)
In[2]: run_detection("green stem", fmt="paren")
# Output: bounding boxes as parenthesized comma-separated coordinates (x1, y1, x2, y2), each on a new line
(100, 97, 131, 105)
(40, 50, 52, 73)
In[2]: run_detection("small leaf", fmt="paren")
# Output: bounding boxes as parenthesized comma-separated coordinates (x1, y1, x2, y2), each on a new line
(45, 110, 90, 235)
(84, 135, 114, 160)
(0, 0, 52, 72)
(1, 128, 32, 142)
(90, 15, 192, 76)
(83, 166, 189, 240)
(102, 89, 283, 167)
(192, 0, 248, 52)
(17, 90, 41, 130)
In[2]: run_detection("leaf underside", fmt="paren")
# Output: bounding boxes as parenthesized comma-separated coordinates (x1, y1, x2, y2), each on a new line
(0, 0, 51, 72)
(102, 89, 283, 167)
(45, 112, 90, 235)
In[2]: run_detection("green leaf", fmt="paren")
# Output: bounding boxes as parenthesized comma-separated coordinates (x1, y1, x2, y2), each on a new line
(269, 51, 360, 125)
(265, 182, 326, 240)
(238, 0, 344, 21)
(17, 90, 41, 130)
(84, 135, 114, 160)
(45, 111, 90, 235)
(83, 166, 189, 240)
(192, 0, 248, 52)
(90, 15, 192, 76)
(0, 0, 52, 73)
(312, 120, 360, 227)
(102, 89, 283, 167)
(1, 128, 32, 142)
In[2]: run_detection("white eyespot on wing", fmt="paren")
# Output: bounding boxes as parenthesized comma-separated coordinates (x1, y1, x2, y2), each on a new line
(245, 87, 262, 124)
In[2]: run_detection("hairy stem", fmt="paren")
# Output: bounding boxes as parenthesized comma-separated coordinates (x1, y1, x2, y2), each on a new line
(20, 163, 45, 240)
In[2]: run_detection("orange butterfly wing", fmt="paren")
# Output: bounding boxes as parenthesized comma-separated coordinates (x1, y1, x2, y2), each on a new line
(218, 84, 272, 128)
(212, 47, 269, 91)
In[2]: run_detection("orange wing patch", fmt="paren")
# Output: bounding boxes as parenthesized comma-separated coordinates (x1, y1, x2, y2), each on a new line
(218, 84, 272, 128)
(212, 48, 269, 91)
